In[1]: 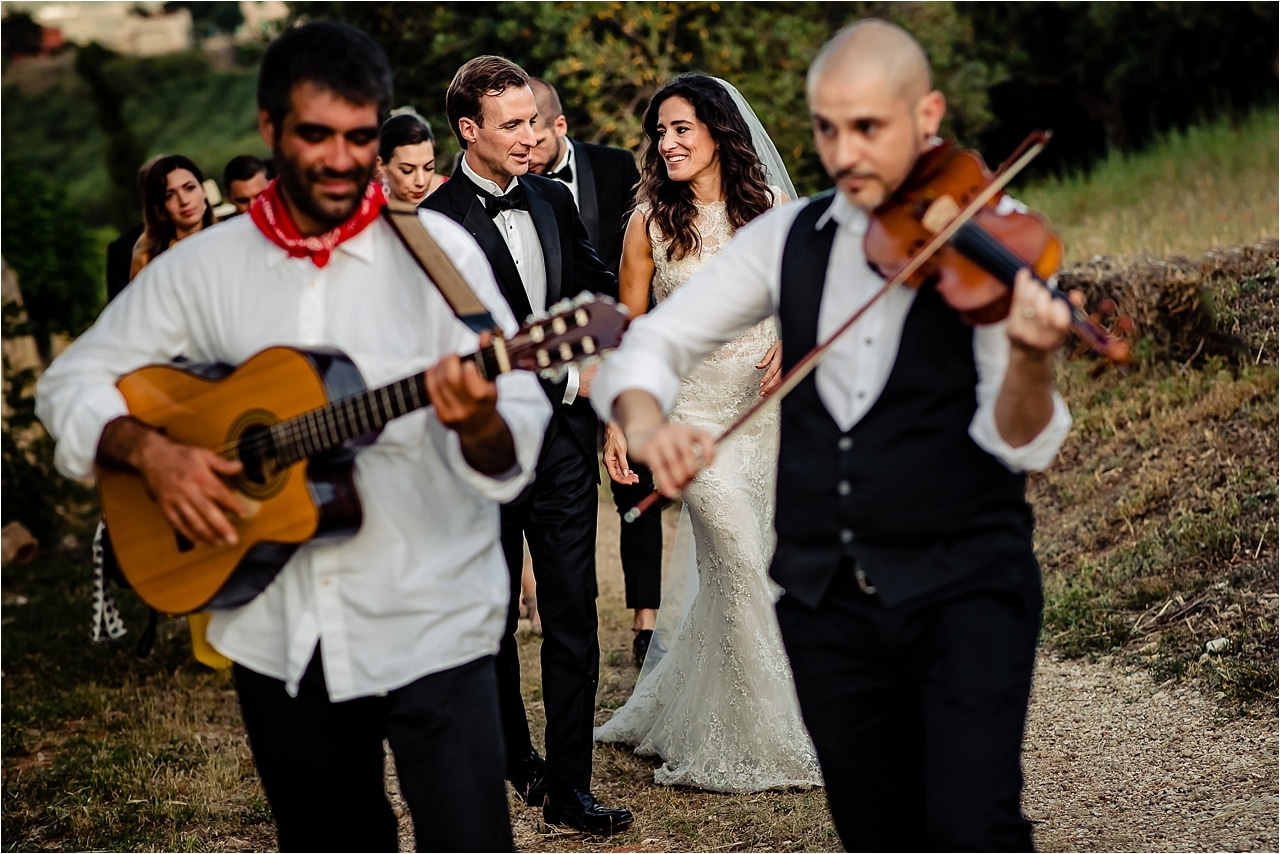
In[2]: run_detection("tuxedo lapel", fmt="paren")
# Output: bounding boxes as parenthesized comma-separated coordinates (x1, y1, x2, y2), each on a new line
(571, 139, 601, 249)
(446, 175, 535, 322)
(524, 180, 563, 307)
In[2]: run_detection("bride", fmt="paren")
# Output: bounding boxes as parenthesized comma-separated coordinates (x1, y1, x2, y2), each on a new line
(595, 73, 821, 792)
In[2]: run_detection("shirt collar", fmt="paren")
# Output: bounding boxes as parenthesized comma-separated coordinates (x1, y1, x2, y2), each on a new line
(549, 138, 574, 176)
(461, 154, 521, 198)
(815, 189, 869, 237)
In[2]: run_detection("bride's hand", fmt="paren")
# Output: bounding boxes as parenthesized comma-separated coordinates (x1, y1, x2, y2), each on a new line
(756, 340, 783, 397)
(603, 423, 639, 485)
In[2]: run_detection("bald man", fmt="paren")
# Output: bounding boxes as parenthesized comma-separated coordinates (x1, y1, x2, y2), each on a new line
(593, 19, 1074, 851)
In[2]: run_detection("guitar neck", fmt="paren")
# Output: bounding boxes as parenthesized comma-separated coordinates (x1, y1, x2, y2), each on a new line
(270, 347, 501, 466)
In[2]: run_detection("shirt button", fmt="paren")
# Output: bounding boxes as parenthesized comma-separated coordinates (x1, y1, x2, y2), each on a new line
(838, 437, 853, 451)
(837, 480, 851, 496)
(857, 390, 867, 399)
(840, 529, 854, 544)
(865, 337, 873, 346)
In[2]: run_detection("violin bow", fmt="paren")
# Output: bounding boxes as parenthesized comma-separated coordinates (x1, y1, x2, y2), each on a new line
(624, 131, 1053, 523)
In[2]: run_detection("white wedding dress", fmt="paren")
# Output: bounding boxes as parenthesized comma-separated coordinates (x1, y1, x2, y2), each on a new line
(594, 197, 822, 792)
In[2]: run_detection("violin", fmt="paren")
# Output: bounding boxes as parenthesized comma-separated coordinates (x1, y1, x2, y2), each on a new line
(863, 135, 1131, 362)
(623, 132, 1129, 524)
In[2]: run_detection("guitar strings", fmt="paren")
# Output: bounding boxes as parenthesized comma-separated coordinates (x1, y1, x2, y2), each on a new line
(200, 338, 531, 462)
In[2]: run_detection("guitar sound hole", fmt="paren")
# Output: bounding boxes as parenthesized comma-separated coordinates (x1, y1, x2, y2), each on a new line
(237, 424, 276, 485)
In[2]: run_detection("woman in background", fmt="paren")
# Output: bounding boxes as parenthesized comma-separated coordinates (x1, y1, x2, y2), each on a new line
(129, 154, 215, 281)
(377, 109, 448, 204)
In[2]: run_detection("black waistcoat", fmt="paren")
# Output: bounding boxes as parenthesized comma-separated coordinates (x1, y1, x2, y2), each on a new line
(771, 192, 1035, 609)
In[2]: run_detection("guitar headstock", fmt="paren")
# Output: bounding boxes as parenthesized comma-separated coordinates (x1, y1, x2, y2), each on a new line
(490, 293, 630, 381)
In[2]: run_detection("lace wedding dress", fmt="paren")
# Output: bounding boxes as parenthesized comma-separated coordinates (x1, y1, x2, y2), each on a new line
(594, 197, 822, 792)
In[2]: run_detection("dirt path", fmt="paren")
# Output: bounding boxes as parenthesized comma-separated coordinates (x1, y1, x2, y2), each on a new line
(393, 496, 1278, 852)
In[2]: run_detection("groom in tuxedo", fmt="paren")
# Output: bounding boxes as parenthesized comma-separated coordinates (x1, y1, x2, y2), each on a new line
(525, 77, 662, 668)
(423, 55, 633, 837)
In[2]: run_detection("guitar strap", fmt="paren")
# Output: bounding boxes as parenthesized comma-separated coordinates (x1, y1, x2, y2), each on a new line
(383, 201, 497, 333)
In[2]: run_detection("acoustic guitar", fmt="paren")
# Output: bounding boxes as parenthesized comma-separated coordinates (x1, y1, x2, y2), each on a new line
(97, 294, 628, 616)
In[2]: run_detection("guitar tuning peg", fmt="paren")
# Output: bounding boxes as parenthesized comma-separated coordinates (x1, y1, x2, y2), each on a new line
(572, 292, 593, 306)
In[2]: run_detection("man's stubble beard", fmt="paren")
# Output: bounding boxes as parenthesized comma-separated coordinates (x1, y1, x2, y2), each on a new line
(274, 145, 375, 231)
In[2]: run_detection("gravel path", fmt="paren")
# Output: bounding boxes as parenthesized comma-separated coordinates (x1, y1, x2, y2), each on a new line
(1024, 655, 1277, 852)
(391, 499, 1278, 851)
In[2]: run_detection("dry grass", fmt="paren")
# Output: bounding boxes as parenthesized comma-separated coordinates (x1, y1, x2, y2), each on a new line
(1017, 108, 1278, 261)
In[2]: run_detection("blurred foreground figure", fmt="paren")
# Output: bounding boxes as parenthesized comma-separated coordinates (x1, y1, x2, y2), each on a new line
(594, 19, 1074, 851)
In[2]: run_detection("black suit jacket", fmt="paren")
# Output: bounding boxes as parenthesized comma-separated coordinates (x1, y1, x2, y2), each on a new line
(569, 139, 639, 277)
(106, 222, 144, 302)
(422, 169, 617, 471)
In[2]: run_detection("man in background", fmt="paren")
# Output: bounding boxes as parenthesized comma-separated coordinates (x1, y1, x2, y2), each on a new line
(222, 154, 272, 215)
(527, 77, 660, 667)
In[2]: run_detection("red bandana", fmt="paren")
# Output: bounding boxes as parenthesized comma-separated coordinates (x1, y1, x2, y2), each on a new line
(249, 178, 386, 268)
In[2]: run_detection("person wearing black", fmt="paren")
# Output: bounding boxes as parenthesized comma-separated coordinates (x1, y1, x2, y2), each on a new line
(105, 154, 165, 302)
(525, 76, 659, 666)
(222, 154, 272, 215)
(594, 19, 1075, 851)
(422, 55, 633, 837)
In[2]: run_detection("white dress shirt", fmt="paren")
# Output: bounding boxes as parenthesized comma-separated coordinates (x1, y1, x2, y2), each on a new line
(36, 211, 552, 701)
(461, 154, 580, 403)
(546, 140, 580, 208)
(593, 190, 1072, 473)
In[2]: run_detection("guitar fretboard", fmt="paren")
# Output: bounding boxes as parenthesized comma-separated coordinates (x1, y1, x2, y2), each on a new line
(270, 372, 432, 467)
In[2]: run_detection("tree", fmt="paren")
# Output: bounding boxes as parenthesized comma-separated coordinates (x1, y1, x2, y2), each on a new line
(164, 1, 245, 38)
(0, 168, 102, 367)
(75, 43, 149, 232)
(288, 1, 997, 195)
(958, 2, 1280, 177)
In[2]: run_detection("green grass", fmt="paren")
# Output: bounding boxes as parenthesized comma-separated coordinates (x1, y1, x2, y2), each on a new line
(1032, 358, 1278, 715)
(2, 51, 265, 230)
(1017, 107, 1279, 260)
(1, 549, 275, 851)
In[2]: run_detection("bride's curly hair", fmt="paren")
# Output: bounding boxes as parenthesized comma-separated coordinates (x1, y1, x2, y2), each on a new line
(638, 74, 774, 261)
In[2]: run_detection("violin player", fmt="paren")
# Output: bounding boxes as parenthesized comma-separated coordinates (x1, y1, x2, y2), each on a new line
(593, 18, 1074, 851)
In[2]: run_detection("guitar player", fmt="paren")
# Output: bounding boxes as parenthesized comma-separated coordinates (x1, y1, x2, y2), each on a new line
(35, 22, 551, 853)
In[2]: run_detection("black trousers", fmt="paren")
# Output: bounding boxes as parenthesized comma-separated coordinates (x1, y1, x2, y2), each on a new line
(496, 418, 600, 791)
(608, 458, 663, 610)
(233, 652, 513, 853)
(775, 560, 1042, 852)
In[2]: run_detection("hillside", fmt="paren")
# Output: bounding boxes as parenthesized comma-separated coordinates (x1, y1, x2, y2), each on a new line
(1, 79, 1276, 851)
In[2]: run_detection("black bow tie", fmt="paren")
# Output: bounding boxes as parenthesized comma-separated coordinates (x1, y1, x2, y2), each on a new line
(547, 163, 573, 184)
(482, 184, 528, 217)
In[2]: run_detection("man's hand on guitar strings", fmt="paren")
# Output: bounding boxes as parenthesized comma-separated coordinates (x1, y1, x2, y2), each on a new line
(426, 331, 517, 475)
(100, 417, 247, 547)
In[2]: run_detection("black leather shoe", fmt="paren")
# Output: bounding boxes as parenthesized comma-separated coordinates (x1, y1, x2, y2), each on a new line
(632, 629, 653, 668)
(544, 787, 634, 836)
(507, 749, 548, 807)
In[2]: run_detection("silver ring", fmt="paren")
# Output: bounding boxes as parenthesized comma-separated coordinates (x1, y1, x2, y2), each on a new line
(1023, 307, 1037, 320)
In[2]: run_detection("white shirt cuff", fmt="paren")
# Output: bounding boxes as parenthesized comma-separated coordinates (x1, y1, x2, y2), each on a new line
(969, 391, 1072, 473)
